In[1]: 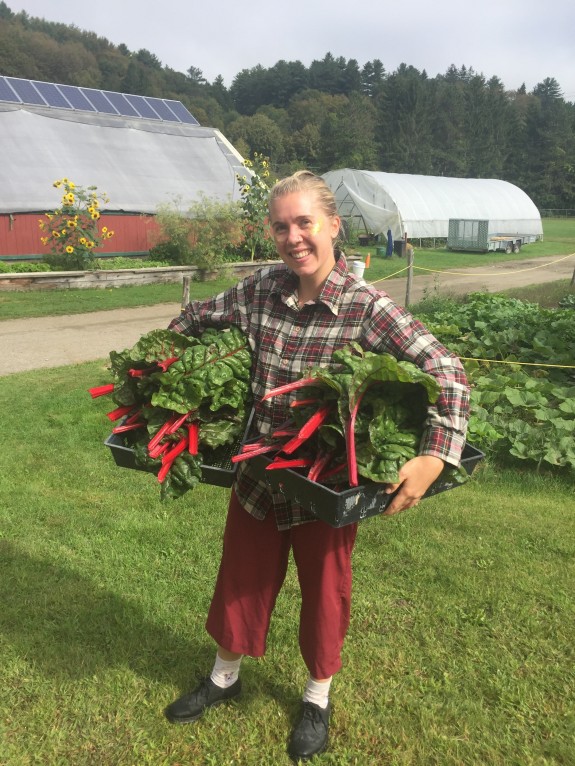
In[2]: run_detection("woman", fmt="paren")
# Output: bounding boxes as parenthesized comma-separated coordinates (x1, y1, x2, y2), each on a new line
(164, 171, 470, 761)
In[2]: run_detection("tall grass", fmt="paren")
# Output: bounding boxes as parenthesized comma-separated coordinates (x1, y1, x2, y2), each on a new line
(1, 363, 573, 764)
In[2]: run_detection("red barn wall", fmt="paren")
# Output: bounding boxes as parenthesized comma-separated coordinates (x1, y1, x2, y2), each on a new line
(0, 213, 162, 260)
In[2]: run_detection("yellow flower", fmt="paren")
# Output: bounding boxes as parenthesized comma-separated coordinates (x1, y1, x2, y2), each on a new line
(68, 182, 75, 189)
(46, 213, 53, 220)
(53, 180, 62, 188)
(40, 236, 48, 245)
(87, 241, 95, 248)
(61, 228, 67, 235)
(107, 230, 114, 238)
(67, 220, 77, 228)
(101, 227, 108, 234)
(91, 212, 100, 220)
(79, 237, 87, 245)
(65, 246, 74, 254)
(52, 231, 60, 238)
(88, 207, 95, 214)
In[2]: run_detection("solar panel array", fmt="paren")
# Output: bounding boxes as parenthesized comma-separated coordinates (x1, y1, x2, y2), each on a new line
(0, 75, 199, 125)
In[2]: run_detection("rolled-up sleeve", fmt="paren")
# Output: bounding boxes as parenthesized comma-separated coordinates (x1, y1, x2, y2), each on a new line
(363, 295, 470, 466)
(167, 278, 254, 337)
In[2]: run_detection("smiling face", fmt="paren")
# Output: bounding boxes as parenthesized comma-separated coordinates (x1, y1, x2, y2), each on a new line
(269, 191, 340, 289)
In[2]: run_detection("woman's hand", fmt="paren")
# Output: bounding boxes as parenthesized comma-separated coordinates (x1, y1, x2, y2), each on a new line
(382, 455, 445, 516)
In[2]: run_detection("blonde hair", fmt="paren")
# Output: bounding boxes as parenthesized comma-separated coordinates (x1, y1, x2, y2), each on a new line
(268, 170, 338, 219)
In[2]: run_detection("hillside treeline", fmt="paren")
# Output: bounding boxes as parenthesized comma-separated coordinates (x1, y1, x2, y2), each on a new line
(1, 2, 574, 209)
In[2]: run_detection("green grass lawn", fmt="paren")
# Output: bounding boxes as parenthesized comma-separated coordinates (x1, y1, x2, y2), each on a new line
(1, 363, 573, 765)
(2, 219, 573, 321)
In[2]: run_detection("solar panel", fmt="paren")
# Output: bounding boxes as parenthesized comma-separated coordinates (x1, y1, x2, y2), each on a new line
(144, 97, 179, 121)
(0, 76, 199, 124)
(6, 77, 46, 106)
(58, 84, 96, 111)
(80, 88, 118, 115)
(124, 93, 161, 120)
(0, 76, 20, 103)
(103, 90, 140, 118)
(164, 99, 199, 125)
(33, 81, 72, 110)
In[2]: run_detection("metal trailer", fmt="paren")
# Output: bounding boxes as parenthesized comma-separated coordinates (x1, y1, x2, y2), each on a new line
(447, 219, 539, 253)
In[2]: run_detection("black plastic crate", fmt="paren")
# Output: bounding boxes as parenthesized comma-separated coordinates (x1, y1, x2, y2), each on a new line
(261, 443, 484, 527)
(104, 410, 254, 489)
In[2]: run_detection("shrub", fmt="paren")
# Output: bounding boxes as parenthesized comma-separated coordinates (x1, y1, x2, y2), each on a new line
(149, 195, 243, 270)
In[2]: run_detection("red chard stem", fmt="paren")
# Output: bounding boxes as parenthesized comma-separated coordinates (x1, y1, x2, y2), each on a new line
(89, 384, 115, 398)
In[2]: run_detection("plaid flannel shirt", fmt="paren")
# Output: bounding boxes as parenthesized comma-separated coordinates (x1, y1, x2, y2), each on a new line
(168, 252, 470, 530)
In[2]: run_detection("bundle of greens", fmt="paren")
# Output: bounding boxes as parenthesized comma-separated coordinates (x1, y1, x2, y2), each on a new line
(234, 342, 468, 490)
(90, 326, 252, 500)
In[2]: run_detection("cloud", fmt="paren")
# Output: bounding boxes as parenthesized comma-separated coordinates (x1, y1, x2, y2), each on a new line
(6, 0, 575, 98)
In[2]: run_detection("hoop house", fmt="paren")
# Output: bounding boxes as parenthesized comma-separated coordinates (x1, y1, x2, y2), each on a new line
(322, 169, 543, 241)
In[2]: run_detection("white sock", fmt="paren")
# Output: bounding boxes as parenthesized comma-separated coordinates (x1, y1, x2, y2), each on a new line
(210, 653, 243, 689)
(303, 676, 332, 709)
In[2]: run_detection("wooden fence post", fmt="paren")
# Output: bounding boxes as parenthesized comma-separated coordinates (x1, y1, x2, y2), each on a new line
(181, 275, 190, 311)
(404, 233, 413, 306)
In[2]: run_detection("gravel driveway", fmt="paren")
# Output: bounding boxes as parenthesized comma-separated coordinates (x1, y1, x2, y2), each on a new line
(1, 255, 573, 376)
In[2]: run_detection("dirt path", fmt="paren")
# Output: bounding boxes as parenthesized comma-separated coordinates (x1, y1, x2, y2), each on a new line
(1, 254, 573, 376)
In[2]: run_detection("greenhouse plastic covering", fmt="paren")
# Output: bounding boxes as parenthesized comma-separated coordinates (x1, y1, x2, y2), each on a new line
(322, 169, 543, 240)
(0, 104, 245, 214)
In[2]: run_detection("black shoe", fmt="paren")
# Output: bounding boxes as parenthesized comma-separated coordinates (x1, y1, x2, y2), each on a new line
(287, 701, 330, 762)
(164, 676, 242, 724)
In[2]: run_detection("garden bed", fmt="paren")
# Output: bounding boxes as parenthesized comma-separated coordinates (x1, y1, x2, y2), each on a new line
(0, 261, 279, 291)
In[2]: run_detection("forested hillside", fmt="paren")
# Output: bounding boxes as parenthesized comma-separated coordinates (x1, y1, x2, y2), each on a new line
(1, 2, 574, 209)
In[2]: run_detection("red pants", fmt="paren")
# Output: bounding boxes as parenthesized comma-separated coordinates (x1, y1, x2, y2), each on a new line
(206, 491, 358, 679)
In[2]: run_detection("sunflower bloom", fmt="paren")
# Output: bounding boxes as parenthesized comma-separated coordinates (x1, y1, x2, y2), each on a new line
(65, 246, 74, 254)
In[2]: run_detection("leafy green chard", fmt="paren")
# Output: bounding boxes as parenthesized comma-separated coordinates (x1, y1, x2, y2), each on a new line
(248, 343, 468, 491)
(92, 326, 253, 500)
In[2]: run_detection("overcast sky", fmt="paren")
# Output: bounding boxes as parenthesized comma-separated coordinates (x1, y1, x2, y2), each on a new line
(7, 0, 575, 100)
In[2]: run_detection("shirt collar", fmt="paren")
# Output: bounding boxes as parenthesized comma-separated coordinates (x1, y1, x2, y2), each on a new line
(270, 249, 350, 316)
